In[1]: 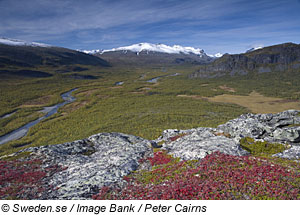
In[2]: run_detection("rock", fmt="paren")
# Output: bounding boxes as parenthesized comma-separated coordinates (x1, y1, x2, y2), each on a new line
(273, 146, 300, 160)
(161, 127, 249, 160)
(218, 110, 300, 144)
(157, 110, 300, 161)
(273, 127, 300, 143)
(20, 132, 152, 199)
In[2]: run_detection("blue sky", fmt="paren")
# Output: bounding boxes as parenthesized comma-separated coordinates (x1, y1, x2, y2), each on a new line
(0, 0, 300, 55)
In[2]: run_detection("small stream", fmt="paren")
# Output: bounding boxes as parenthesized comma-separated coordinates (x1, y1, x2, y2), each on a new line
(0, 89, 77, 145)
(146, 73, 180, 83)
(0, 111, 16, 119)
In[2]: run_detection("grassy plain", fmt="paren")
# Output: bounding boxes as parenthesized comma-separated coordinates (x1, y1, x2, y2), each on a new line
(1, 64, 300, 156)
(198, 91, 300, 113)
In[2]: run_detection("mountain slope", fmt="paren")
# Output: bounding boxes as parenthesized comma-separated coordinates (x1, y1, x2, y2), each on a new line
(190, 43, 300, 78)
(0, 38, 110, 68)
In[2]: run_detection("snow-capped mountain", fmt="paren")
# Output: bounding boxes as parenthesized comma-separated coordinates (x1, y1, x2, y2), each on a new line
(0, 37, 51, 47)
(84, 43, 210, 57)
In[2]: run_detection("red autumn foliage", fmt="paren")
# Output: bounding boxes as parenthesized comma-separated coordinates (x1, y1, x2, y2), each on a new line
(93, 151, 300, 200)
(147, 151, 172, 166)
(0, 159, 65, 199)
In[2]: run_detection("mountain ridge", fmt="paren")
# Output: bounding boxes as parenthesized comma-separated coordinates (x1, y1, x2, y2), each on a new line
(190, 42, 300, 78)
(0, 37, 51, 47)
(0, 39, 110, 68)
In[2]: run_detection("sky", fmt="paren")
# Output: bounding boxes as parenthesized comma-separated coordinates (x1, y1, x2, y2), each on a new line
(0, 0, 300, 55)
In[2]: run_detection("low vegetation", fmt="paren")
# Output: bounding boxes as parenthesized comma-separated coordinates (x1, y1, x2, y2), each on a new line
(206, 91, 300, 114)
(240, 137, 289, 156)
(1, 63, 300, 156)
(93, 151, 300, 200)
(0, 158, 66, 199)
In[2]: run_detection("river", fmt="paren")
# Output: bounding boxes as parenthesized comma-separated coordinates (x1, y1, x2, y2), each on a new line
(0, 89, 77, 145)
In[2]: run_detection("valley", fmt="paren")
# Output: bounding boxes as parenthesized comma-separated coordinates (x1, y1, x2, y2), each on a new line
(1, 57, 300, 156)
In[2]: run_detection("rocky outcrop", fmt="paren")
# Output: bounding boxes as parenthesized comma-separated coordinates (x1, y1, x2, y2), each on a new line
(19, 133, 152, 199)
(155, 127, 248, 160)
(190, 43, 300, 78)
(218, 110, 300, 144)
(154, 110, 300, 161)
(9, 110, 300, 199)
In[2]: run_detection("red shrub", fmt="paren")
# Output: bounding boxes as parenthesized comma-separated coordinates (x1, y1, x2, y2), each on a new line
(0, 159, 66, 199)
(147, 151, 172, 166)
(93, 152, 300, 200)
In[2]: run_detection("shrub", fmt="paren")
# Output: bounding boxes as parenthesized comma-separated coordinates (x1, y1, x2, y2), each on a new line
(0, 158, 65, 199)
(93, 151, 300, 200)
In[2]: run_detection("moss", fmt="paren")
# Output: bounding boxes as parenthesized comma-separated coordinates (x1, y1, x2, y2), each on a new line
(240, 137, 288, 156)
(82, 141, 96, 156)
(153, 148, 162, 153)
(287, 124, 300, 127)
(82, 149, 96, 156)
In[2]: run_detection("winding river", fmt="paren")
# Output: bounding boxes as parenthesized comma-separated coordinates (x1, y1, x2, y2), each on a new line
(0, 89, 77, 145)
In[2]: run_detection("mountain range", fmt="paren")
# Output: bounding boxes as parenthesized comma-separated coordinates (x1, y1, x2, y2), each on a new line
(84, 43, 218, 66)
(1, 37, 300, 77)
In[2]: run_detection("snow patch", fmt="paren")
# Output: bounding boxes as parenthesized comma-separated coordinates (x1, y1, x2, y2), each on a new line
(0, 37, 51, 47)
(208, 53, 223, 58)
(246, 46, 263, 53)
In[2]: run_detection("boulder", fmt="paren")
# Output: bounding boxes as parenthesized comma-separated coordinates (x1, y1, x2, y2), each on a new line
(161, 127, 249, 160)
(273, 146, 300, 160)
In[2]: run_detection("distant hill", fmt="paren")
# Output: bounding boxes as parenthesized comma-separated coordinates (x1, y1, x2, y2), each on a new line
(190, 43, 300, 78)
(0, 38, 110, 68)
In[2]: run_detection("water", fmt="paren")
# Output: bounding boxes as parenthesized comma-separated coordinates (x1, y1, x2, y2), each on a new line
(146, 73, 180, 83)
(146, 77, 161, 83)
(0, 111, 16, 119)
(115, 81, 124, 86)
(0, 89, 77, 145)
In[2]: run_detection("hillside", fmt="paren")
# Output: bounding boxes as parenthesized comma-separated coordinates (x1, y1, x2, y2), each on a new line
(0, 43, 110, 68)
(190, 43, 300, 78)
(1, 110, 299, 199)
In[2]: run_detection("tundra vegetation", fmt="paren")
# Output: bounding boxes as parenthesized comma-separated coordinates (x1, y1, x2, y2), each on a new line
(1, 62, 300, 199)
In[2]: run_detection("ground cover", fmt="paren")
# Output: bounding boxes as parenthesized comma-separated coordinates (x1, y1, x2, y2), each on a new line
(0, 154, 66, 199)
(206, 91, 300, 113)
(93, 151, 300, 200)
